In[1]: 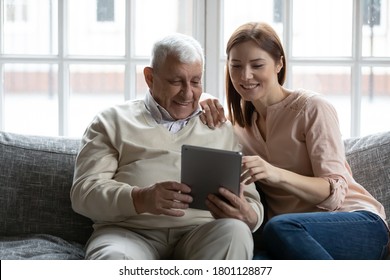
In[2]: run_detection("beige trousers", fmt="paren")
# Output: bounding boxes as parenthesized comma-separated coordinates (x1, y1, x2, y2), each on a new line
(85, 218, 253, 260)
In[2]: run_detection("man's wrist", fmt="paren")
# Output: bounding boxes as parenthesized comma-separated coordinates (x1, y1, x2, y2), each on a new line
(132, 187, 145, 214)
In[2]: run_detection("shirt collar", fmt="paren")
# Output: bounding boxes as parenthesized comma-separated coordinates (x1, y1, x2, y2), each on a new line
(144, 90, 202, 124)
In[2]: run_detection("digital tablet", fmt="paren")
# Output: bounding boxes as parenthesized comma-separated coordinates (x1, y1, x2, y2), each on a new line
(181, 144, 242, 210)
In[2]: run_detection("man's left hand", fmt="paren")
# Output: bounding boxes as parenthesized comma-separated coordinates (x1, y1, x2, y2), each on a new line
(205, 184, 258, 230)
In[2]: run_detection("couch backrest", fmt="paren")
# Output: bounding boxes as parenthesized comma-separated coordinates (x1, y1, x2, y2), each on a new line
(344, 131, 390, 226)
(1, 130, 389, 245)
(0, 132, 93, 244)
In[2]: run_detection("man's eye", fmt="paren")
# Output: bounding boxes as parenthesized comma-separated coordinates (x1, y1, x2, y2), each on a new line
(191, 80, 201, 85)
(170, 80, 182, 85)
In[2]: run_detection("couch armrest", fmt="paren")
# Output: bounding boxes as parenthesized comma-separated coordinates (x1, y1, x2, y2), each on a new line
(344, 131, 390, 227)
(0, 132, 93, 244)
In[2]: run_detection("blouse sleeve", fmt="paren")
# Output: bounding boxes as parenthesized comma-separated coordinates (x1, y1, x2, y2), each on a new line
(303, 94, 350, 211)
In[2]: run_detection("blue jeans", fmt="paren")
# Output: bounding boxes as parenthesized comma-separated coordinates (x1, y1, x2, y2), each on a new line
(253, 211, 389, 260)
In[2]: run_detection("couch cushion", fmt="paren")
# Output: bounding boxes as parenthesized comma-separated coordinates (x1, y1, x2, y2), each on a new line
(344, 131, 390, 226)
(0, 234, 85, 260)
(0, 132, 93, 245)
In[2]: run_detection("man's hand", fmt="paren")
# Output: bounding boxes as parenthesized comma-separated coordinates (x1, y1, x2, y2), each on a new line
(132, 181, 193, 217)
(205, 184, 258, 230)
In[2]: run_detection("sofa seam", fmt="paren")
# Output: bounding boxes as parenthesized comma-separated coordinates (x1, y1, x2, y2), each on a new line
(345, 141, 390, 157)
(0, 142, 79, 156)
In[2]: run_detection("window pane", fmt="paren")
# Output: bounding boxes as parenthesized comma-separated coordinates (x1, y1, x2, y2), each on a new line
(291, 66, 352, 138)
(134, 0, 194, 56)
(68, 0, 125, 56)
(3, 0, 58, 55)
(3, 64, 58, 136)
(292, 0, 353, 57)
(69, 64, 125, 137)
(361, 67, 390, 135)
(97, 0, 115, 22)
(135, 65, 149, 99)
(362, 0, 390, 57)
(222, 0, 283, 54)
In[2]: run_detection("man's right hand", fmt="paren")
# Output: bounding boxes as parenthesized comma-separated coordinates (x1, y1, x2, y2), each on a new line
(132, 182, 193, 217)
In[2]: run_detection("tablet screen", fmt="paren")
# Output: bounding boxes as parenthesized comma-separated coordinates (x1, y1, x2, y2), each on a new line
(181, 144, 242, 210)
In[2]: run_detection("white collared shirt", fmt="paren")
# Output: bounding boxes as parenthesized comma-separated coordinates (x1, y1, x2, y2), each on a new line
(144, 91, 202, 133)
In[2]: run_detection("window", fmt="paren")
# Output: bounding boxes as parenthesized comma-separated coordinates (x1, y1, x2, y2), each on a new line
(0, 0, 198, 137)
(6, 0, 27, 22)
(363, 0, 381, 26)
(273, 0, 283, 23)
(211, 0, 390, 138)
(97, 0, 115, 22)
(1, 0, 389, 138)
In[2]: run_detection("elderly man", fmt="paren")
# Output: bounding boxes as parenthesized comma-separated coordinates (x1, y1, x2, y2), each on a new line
(70, 33, 263, 260)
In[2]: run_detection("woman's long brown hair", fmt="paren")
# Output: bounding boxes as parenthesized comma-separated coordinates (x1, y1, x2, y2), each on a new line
(225, 22, 286, 127)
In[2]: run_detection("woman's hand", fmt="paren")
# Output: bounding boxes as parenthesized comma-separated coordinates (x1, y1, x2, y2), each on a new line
(241, 155, 332, 204)
(241, 155, 281, 186)
(205, 184, 258, 230)
(199, 98, 227, 129)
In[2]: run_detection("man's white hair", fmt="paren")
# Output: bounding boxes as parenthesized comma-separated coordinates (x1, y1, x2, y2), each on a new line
(150, 33, 204, 71)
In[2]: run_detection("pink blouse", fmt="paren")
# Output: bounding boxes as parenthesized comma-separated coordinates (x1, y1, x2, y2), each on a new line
(234, 89, 387, 227)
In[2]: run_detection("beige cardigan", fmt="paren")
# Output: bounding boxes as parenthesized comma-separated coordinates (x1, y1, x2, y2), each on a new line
(71, 100, 263, 231)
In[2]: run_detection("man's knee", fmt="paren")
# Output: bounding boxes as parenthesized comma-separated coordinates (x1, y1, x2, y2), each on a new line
(216, 219, 253, 259)
(86, 244, 130, 260)
(85, 227, 158, 260)
(221, 218, 252, 239)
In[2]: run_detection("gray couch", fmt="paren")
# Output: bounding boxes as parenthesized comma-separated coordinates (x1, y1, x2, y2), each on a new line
(0, 130, 389, 259)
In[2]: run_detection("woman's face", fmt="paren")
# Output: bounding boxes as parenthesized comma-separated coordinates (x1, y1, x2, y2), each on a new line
(228, 40, 282, 103)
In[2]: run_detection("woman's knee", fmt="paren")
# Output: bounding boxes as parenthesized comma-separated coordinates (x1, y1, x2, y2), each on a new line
(263, 215, 295, 235)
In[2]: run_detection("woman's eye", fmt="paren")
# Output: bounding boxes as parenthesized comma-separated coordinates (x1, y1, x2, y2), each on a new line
(253, 64, 264, 68)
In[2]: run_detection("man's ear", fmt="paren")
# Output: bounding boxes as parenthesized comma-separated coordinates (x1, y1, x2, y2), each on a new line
(144, 67, 154, 88)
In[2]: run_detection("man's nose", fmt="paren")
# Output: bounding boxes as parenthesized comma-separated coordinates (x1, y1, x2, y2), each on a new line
(181, 82, 192, 96)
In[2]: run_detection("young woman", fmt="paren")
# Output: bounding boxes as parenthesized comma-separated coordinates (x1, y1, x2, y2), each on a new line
(200, 22, 389, 259)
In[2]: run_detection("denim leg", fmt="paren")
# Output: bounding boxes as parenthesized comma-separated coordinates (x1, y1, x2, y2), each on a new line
(261, 211, 389, 260)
